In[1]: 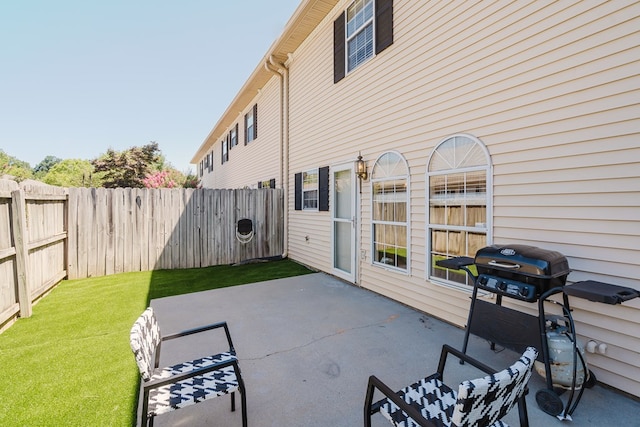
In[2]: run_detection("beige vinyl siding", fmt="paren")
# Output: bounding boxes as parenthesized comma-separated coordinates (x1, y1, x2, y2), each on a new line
(200, 77, 282, 189)
(282, 0, 639, 396)
(193, 0, 639, 396)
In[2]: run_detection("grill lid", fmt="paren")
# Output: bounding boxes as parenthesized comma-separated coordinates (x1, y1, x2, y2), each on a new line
(474, 244, 570, 279)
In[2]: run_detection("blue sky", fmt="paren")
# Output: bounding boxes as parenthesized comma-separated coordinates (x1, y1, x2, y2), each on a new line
(0, 0, 301, 173)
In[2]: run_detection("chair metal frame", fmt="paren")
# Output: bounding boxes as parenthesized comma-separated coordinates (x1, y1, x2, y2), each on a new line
(131, 307, 247, 427)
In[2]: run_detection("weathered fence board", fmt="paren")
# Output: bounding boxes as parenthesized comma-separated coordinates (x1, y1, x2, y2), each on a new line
(0, 180, 68, 331)
(66, 188, 283, 278)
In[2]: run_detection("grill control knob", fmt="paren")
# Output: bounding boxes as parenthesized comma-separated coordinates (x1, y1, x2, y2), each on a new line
(497, 281, 507, 291)
(519, 286, 529, 297)
(479, 276, 488, 285)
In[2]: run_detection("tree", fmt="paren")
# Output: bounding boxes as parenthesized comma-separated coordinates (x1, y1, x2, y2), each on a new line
(34, 156, 62, 178)
(183, 173, 199, 188)
(143, 167, 200, 189)
(0, 149, 33, 182)
(92, 142, 161, 188)
(42, 159, 102, 187)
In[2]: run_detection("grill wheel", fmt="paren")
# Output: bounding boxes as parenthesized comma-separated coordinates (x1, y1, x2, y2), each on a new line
(536, 388, 564, 416)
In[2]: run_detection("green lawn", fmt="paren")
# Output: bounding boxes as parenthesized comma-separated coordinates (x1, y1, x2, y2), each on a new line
(0, 259, 312, 426)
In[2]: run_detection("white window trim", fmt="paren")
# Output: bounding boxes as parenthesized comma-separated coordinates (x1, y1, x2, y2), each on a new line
(425, 133, 493, 291)
(222, 139, 228, 164)
(302, 168, 319, 211)
(230, 126, 237, 148)
(345, 0, 376, 74)
(370, 150, 411, 275)
(246, 111, 255, 143)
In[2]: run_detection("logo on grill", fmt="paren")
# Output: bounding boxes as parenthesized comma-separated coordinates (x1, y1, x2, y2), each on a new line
(500, 248, 516, 256)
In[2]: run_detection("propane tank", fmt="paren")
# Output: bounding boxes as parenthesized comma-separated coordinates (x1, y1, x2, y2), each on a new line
(535, 323, 588, 389)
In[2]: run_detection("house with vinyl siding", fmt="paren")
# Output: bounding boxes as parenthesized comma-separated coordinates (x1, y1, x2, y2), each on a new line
(192, 0, 640, 397)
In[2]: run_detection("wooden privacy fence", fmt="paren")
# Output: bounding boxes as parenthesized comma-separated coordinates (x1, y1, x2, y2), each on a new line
(0, 180, 68, 331)
(67, 187, 284, 279)
(0, 181, 283, 331)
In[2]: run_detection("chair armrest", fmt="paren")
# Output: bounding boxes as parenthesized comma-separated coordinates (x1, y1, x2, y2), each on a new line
(437, 344, 497, 378)
(162, 321, 236, 352)
(143, 356, 240, 391)
(365, 375, 440, 427)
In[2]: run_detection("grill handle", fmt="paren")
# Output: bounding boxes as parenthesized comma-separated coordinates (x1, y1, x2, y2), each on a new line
(487, 260, 521, 269)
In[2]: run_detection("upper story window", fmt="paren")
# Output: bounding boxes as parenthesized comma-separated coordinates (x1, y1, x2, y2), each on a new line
(347, 0, 374, 72)
(302, 169, 319, 210)
(230, 124, 238, 148)
(334, 0, 394, 83)
(371, 151, 409, 271)
(427, 134, 492, 288)
(245, 104, 258, 144)
(221, 138, 229, 164)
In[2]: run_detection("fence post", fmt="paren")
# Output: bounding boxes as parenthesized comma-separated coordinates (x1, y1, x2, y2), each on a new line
(11, 189, 32, 318)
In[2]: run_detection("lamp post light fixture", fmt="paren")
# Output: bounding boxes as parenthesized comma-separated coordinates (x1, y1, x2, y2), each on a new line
(356, 153, 368, 181)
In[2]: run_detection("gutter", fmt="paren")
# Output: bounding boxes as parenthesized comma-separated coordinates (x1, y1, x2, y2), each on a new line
(264, 55, 290, 259)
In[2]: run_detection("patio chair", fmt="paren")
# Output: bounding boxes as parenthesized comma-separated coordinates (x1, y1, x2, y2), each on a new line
(365, 344, 538, 427)
(130, 307, 247, 427)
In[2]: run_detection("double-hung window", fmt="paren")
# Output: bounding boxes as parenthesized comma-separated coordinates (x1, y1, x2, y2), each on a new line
(245, 104, 257, 144)
(347, 0, 375, 72)
(302, 169, 319, 210)
(428, 134, 491, 288)
(372, 151, 409, 271)
(230, 124, 238, 148)
(334, 0, 393, 83)
(295, 167, 329, 211)
(221, 138, 228, 164)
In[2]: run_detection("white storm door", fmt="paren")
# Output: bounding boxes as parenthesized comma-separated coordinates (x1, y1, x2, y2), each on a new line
(331, 164, 356, 282)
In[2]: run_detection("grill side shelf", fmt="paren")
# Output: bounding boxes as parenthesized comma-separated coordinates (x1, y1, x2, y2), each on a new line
(435, 256, 474, 270)
(564, 280, 640, 304)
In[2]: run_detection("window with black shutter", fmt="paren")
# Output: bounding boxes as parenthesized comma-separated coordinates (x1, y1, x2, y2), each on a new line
(221, 138, 229, 164)
(294, 167, 329, 211)
(245, 104, 257, 144)
(334, 0, 393, 83)
(230, 123, 238, 149)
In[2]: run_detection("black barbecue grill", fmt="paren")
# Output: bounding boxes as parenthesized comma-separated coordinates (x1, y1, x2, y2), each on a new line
(436, 244, 640, 420)
(474, 244, 571, 302)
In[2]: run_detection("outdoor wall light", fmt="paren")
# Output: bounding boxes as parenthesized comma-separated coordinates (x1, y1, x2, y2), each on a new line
(356, 153, 368, 181)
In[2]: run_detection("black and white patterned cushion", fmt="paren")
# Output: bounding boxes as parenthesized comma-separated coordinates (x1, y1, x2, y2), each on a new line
(379, 373, 458, 427)
(378, 347, 537, 427)
(452, 347, 537, 427)
(147, 351, 239, 417)
(130, 307, 161, 381)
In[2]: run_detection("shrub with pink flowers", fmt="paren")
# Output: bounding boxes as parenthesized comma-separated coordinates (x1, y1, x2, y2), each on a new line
(143, 170, 178, 188)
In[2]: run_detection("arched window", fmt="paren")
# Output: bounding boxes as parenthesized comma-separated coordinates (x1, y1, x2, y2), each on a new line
(371, 151, 410, 272)
(427, 134, 492, 287)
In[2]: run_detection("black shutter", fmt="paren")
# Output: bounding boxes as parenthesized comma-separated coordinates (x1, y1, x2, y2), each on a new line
(294, 172, 302, 210)
(221, 142, 224, 164)
(253, 104, 258, 140)
(270, 178, 276, 188)
(258, 181, 262, 189)
(376, 0, 394, 54)
(333, 12, 346, 84)
(319, 166, 329, 212)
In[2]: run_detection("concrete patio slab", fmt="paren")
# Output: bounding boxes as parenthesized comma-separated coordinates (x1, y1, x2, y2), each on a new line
(145, 272, 639, 426)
